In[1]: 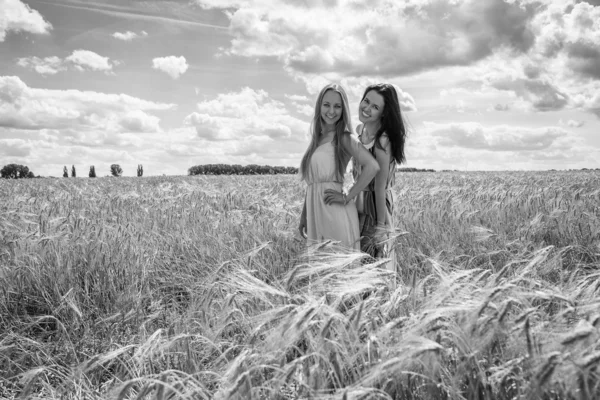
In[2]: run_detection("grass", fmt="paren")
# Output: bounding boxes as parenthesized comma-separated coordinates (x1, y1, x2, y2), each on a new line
(1, 171, 600, 399)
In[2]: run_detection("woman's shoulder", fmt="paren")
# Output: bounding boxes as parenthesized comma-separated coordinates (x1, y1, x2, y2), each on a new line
(375, 132, 391, 151)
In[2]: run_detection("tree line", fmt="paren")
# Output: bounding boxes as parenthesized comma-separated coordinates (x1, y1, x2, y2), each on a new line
(1, 163, 439, 179)
(0, 164, 144, 178)
(188, 164, 298, 175)
(397, 167, 436, 172)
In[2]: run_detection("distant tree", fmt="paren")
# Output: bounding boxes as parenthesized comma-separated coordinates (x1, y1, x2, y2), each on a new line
(89, 165, 96, 178)
(110, 164, 123, 177)
(137, 164, 143, 177)
(1, 164, 35, 179)
(63, 166, 68, 178)
(71, 165, 76, 177)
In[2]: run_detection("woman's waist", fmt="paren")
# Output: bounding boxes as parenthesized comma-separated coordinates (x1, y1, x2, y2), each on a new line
(307, 180, 343, 186)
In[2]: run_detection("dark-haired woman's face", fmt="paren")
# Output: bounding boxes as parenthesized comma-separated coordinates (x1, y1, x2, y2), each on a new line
(359, 90, 385, 124)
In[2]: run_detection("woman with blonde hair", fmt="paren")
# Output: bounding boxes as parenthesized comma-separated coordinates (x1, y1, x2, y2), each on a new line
(298, 83, 379, 250)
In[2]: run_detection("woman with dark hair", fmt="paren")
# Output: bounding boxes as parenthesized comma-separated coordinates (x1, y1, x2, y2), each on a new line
(329, 83, 407, 272)
(357, 83, 406, 271)
(298, 83, 380, 250)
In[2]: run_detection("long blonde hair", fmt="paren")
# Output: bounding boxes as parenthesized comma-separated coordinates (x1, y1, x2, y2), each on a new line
(300, 84, 353, 181)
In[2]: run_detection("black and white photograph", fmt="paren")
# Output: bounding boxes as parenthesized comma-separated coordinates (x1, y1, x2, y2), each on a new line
(1, 0, 600, 398)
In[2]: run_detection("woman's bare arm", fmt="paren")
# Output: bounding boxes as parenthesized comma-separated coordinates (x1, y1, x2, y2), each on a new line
(372, 135, 391, 226)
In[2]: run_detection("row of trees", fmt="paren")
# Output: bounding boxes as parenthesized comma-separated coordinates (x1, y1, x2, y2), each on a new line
(61, 164, 144, 178)
(188, 164, 298, 176)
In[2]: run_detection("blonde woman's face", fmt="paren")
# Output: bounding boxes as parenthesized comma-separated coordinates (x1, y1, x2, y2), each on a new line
(320, 90, 343, 128)
(359, 90, 385, 124)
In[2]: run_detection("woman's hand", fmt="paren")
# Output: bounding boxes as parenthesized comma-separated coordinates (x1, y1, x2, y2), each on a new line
(298, 217, 307, 239)
(372, 224, 388, 258)
(324, 189, 346, 205)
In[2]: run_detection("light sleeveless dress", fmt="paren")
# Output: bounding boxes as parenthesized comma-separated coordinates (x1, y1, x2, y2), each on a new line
(353, 129, 397, 273)
(305, 141, 361, 250)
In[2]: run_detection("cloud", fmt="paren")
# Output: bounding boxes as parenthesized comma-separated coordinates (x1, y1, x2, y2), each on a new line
(112, 30, 148, 41)
(0, 75, 173, 133)
(16, 56, 65, 75)
(17, 50, 116, 75)
(406, 119, 593, 170)
(285, 94, 309, 102)
(152, 56, 189, 79)
(196, 0, 537, 79)
(484, 1, 600, 116)
(0, 138, 33, 157)
(566, 39, 600, 80)
(119, 110, 161, 133)
(441, 85, 517, 114)
(578, 92, 600, 117)
(560, 119, 585, 128)
(66, 50, 114, 72)
(533, 2, 600, 78)
(197, 0, 598, 121)
(184, 87, 308, 142)
(425, 122, 568, 151)
(488, 76, 569, 112)
(0, 0, 52, 41)
(283, 94, 312, 115)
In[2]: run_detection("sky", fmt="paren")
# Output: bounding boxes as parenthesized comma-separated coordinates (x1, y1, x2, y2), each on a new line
(1, 0, 600, 176)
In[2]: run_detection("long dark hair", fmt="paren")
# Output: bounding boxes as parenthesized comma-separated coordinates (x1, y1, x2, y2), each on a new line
(361, 83, 406, 165)
(300, 83, 352, 181)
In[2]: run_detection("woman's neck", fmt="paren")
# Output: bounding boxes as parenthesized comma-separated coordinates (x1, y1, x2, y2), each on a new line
(362, 121, 381, 138)
(322, 123, 336, 134)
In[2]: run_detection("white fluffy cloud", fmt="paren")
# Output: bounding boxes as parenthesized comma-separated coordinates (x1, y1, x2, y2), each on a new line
(0, 138, 33, 157)
(405, 119, 594, 170)
(119, 110, 161, 133)
(461, 1, 600, 117)
(425, 122, 568, 151)
(16, 56, 65, 75)
(112, 30, 148, 41)
(196, 0, 600, 120)
(17, 50, 116, 75)
(0, 0, 52, 41)
(184, 87, 308, 143)
(66, 50, 114, 72)
(440, 86, 517, 113)
(0, 76, 173, 133)
(152, 56, 189, 79)
(196, 0, 537, 78)
(560, 119, 585, 128)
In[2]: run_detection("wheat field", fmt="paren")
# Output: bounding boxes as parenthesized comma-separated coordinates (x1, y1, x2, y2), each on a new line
(1, 171, 600, 399)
